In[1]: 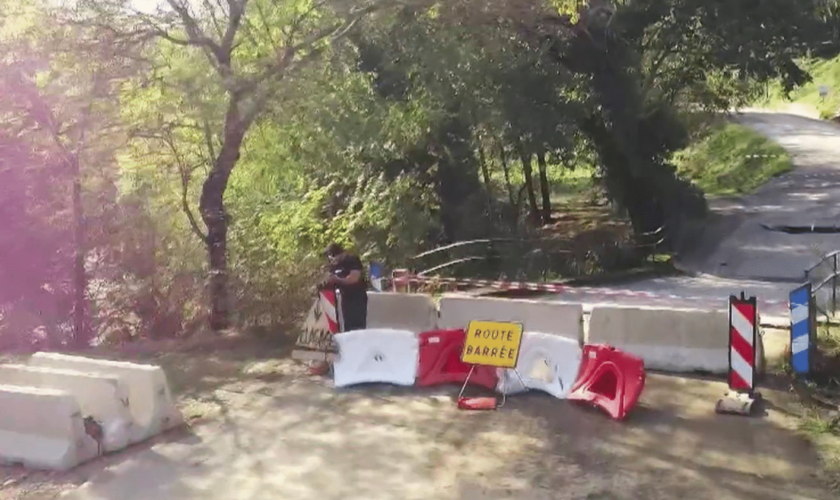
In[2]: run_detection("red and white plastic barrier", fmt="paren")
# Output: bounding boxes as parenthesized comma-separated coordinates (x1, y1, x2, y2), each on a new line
(416, 329, 498, 391)
(319, 325, 646, 420)
(567, 344, 646, 420)
(295, 281, 779, 420)
(728, 294, 757, 393)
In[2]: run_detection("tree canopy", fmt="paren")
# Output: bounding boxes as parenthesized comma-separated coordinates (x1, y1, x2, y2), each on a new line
(1, 0, 837, 343)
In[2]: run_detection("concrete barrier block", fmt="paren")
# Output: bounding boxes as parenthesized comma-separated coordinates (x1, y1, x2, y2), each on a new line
(438, 295, 583, 342)
(367, 293, 437, 333)
(29, 353, 183, 443)
(0, 384, 98, 471)
(588, 305, 734, 373)
(0, 365, 133, 452)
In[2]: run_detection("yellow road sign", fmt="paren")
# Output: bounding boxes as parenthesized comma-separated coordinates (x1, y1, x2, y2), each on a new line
(461, 320, 524, 369)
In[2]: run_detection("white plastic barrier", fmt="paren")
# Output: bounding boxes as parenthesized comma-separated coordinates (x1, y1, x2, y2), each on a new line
(29, 353, 183, 443)
(438, 296, 583, 342)
(588, 305, 734, 373)
(0, 365, 132, 452)
(332, 329, 419, 388)
(367, 293, 438, 333)
(0, 384, 98, 471)
(497, 333, 582, 399)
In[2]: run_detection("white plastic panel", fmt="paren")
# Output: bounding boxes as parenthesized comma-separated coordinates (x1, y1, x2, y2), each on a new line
(497, 332, 582, 399)
(332, 329, 419, 388)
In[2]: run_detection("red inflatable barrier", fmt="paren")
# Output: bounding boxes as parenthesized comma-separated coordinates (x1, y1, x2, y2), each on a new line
(417, 329, 499, 390)
(568, 344, 646, 421)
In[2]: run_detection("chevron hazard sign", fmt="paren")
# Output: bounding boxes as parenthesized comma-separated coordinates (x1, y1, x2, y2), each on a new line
(789, 284, 813, 375)
(295, 290, 342, 353)
(728, 294, 757, 392)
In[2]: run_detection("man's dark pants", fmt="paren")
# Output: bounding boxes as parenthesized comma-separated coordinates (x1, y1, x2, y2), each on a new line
(341, 293, 368, 332)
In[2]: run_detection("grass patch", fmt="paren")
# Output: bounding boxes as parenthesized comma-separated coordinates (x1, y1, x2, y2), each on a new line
(797, 324, 840, 490)
(821, 324, 840, 358)
(800, 408, 840, 491)
(672, 122, 792, 197)
(547, 165, 597, 200)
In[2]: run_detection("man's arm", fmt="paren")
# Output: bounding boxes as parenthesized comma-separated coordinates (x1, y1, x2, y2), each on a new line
(335, 270, 362, 285)
(329, 256, 364, 286)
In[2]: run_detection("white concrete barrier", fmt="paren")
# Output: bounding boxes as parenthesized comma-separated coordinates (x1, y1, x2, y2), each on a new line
(367, 293, 438, 333)
(438, 295, 583, 342)
(588, 305, 744, 373)
(333, 329, 419, 388)
(0, 384, 98, 471)
(0, 364, 133, 452)
(497, 333, 582, 399)
(29, 353, 183, 443)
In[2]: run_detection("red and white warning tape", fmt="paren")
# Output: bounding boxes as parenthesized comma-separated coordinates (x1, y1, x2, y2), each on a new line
(387, 275, 567, 293)
(386, 274, 789, 307)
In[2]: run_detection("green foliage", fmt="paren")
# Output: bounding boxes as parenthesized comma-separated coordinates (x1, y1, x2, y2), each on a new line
(673, 122, 792, 197)
(616, 0, 831, 106)
(762, 55, 840, 119)
(790, 56, 840, 119)
(2, 0, 839, 344)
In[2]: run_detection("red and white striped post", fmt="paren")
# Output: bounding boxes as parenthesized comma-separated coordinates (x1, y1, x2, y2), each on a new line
(728, 293, 758, 395)
(319, 289, 343, 334)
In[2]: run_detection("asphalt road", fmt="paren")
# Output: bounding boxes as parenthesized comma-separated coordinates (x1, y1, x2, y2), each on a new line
(549, 109, 840, 319)
(688, 109, 840, 281)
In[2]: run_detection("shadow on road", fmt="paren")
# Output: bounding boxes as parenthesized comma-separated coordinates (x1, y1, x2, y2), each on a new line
(51, 350, 836, 500)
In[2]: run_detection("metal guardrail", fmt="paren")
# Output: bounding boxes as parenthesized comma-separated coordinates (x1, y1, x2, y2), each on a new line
(804, 250, 840, 317)
(412, 225, 669, 278)
(412, 237, 572, 277)
(636, 225, 668, 255)
(417, 257, 487, 276)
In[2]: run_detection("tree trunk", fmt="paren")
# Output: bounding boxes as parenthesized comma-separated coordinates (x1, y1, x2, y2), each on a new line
(433, 115, 482, 241)
(498, 142, 516, 207)
(200, 101, 249, 332)
(536, 151, 552, 224)
(477, 141, 493, 198)
(70, 156, 88, 347)
(515, 142, 539, 223)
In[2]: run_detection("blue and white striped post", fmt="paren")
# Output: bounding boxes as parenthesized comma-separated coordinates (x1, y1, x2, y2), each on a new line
(789, 283, 814, 376)
(369, 262, 385, 292)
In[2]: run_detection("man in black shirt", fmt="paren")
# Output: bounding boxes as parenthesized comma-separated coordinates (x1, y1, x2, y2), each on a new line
(324, 242, 368, 331)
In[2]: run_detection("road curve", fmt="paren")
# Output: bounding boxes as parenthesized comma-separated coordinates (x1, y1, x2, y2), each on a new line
(681, 109, 840, 282)
(542, 109, 840, 319)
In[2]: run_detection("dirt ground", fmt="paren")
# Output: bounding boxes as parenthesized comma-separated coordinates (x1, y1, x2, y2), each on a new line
(1, 338, 838, 500)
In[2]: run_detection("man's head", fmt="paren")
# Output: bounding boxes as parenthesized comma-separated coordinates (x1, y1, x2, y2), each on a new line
(325, 242, 345, 264)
